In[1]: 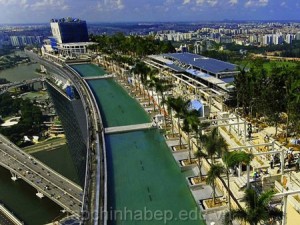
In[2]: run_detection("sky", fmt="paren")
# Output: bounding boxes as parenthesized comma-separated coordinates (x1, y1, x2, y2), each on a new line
(0, 0, 300, 24)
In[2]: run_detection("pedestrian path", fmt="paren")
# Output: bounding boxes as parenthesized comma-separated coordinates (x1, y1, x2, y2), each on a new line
(104, 123, 154, 134)
(83, 74, 114, 80)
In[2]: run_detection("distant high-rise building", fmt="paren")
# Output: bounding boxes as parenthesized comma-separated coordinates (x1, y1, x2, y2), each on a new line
(50, 17, 89, 44)
(10, 36, 20, 46)
(285, 34, 294, 44)
(194, 41, 202, 54)
(219, 36, 232, 44)
(20, 36, 28, 46)
(262, 34, 284, 46)
(263, 34, 273, 45)
(166, 34, 173, 41)
(10, 35, 43, 47)
(258, 35, 264, 45)
(36, 36, 43, 44)
(273, 34, 283, 45)
(295, 32, 300, 41)
(249, 34, 258, 43)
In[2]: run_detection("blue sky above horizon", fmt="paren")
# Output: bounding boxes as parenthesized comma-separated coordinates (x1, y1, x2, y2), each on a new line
(0, 0, 299, 24)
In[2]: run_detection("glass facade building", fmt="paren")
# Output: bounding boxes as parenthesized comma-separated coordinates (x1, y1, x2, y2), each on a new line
(50, 18, 89, 44)
(46, 82, 87, 187)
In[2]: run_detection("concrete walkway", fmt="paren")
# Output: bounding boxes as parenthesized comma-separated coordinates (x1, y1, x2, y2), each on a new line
(83, 74, 114, 80)
(104, 123, 154, 134)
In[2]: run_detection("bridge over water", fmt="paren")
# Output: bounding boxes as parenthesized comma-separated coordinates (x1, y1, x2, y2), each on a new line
(0, 77, 45, 95)
(0, 134, 83, 218)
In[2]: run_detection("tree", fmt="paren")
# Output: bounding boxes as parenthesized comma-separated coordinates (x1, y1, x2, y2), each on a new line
(164, 97, 176, 136)
(222, 151, 253, 224)
(224, 188, 282, 225)
(194, 147, 206, 181)
(168, 96, 190, 148)
(263, 67, 286, 136)
(154, 77, 173, 116)
(182, 110, 199, 162)
(130, 61, 150, 94)
(206, 163, 224, 205)
(193, 120, 210, 149)
(286, 73, 300, 140)
(147, 69, 159, 110)
(203, 127, 227, 163)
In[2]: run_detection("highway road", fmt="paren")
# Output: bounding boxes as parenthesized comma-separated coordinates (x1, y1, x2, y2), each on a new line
(0, 134, 83, 217)
(22, 138, 67, 154)
(0, 211, 15, 225)
(0, 78, 44, 95)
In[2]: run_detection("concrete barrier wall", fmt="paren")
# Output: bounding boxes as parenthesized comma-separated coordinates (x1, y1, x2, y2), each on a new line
(0, 204, 23, 225)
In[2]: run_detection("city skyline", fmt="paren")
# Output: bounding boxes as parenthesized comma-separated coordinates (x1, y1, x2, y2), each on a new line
(0, 0, 300, 24)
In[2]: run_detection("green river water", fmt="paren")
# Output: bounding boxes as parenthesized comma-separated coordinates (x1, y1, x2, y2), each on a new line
(71, 64, 205, 225)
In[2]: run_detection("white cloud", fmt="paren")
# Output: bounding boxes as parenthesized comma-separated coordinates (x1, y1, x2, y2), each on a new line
(0, 0, 16, 4)
(229, 0, 238, 5)
(0, 0, 28, 8)
(280, 1, 286, 6)
(245, 0, 268, 7)
(245, 1, 251, 7)
(183, 0, 191, 4)
(31, 0, 69, 11)
(207, 0, 218, 6)
(259, 0, 269, 6)
(196, 0, 205, 5)
(97, 0, 124, 11)
(182, 0, 218, 6)
(116, 0, 124, 9)
(0, 0, 27, 6)
(165, 0, 175, 4)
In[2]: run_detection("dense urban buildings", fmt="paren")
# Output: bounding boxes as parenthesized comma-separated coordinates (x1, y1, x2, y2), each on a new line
(2, 11, 300, 225)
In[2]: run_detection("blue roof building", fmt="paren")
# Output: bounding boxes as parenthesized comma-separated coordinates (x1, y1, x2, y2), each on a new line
(147, 53, 237, 102)
(162, 53, 238, 79)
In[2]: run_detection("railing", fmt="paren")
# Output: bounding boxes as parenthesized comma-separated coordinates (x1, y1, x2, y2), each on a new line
(0, 134, 81, 190)
(0, 158, 80, 217)
(65, 64, 107, 225)
(57, 63, 95, 223)
(82, 76, 107, 225)
(0, 204, 23, 225)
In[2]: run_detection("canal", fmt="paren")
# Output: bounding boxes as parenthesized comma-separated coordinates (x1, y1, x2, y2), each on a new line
(71, 63, 205, 225)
